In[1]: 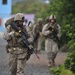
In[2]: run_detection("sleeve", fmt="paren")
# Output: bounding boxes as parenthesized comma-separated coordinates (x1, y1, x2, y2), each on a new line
(42, 24, 52, 36)
(32, 25, 36, 36)
(57, 24, 61, 39)
(3, 25, 14, 40)
(25, 26, 34, 42)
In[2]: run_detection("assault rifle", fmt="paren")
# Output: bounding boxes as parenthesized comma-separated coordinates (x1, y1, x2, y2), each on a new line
(48, 25, 59, 41)
(10, 22, 40, 60)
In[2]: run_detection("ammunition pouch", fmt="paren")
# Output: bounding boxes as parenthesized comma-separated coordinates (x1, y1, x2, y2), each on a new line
(46, 33, 59, 42)
(47, 26, 59, 41)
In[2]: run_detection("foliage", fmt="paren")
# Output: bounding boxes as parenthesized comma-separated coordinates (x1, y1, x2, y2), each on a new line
(50, 65, 74, 75)
(12, 0, 48, 14)
(65, 51, 75, 73)
(36, 0, 75, 74)
(37, 0, 75, 49)
(60, 44, 71, 52)
(50, 66, 61, 75)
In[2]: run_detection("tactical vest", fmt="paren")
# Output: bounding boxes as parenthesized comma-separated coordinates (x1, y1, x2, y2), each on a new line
(6, 23, 27, 47)
(35, 24, 42, 33)
(46, 23, 58, 40)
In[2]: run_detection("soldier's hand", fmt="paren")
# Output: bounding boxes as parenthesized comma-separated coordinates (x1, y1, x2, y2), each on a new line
(8, 31, 14, 36)
(39, 32, 43, 37)
(28, 38, 33, 43)
(14, 32, 20, 37)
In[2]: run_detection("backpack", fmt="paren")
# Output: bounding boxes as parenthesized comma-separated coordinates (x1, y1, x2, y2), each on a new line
(5, 17, 14, 27)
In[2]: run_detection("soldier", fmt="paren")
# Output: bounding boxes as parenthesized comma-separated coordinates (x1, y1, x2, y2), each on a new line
(3, 13, 33, 75)
(33, 18, 43, 53)
(45, 16, 49, 24)
(42, 15, 61, 67)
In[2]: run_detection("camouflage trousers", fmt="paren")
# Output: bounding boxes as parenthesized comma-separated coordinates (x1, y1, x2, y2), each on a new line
(45, 38, 58, 63)
(8, 47, 27, 75)
(34, 37, 43, 51)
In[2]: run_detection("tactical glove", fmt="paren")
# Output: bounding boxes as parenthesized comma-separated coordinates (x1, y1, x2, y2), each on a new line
(39, 32, 43, 37)
(14, 32, 20, 37)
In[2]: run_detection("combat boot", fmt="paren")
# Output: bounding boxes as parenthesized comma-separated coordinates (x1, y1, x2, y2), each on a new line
(48, 59, 55, 67)
(52, 59, 55, 66)
(48, 62, 53, 67)
(48, 62, 51, 67)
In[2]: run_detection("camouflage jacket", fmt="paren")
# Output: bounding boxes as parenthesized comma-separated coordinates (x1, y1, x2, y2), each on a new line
(42, 23, 61, 40)
(3, 20, 33, 47)
(33, 23, 43, 36)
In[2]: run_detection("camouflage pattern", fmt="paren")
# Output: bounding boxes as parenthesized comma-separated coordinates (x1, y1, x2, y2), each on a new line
(33, 20, 43, 52)
(5, 17, 14, 27)
(3, 17, 33, 75)
(14, 13, 25, 21)
(42, 23, 61, 64)
(33, 35, 43, 52)
(8, 47, 27, 75)
(45, 16, 49, 24)
(49, 15, 56, 20)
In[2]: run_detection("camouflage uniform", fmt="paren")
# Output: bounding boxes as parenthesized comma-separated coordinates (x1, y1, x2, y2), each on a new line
(42, 15, 61, 67)
(33, 18, 43, 53)
(3, 13, 33, 75)
(45, 16, 49, 24)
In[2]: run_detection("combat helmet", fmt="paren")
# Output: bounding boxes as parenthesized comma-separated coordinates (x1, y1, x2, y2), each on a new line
(37, 18, 43, 23)
(49, 15, 56, 20)
(14, 13, 25, 21)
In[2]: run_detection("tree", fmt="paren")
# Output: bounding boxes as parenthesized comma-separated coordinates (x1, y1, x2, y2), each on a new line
(38, 0, 75, 48)
(12, 0, 48, 14)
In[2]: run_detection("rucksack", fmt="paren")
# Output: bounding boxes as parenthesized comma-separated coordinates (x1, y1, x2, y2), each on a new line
(5, 17, 14, 27)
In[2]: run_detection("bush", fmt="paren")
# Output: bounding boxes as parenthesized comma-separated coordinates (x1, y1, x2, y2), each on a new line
(60, 44, 72, 52)
(50, 66, 61, 75)
(50, 65, 74, 75)
(65, 51, 75, 73)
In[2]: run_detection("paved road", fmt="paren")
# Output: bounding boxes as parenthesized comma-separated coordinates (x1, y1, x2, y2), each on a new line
(0, 45, 67, 75)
